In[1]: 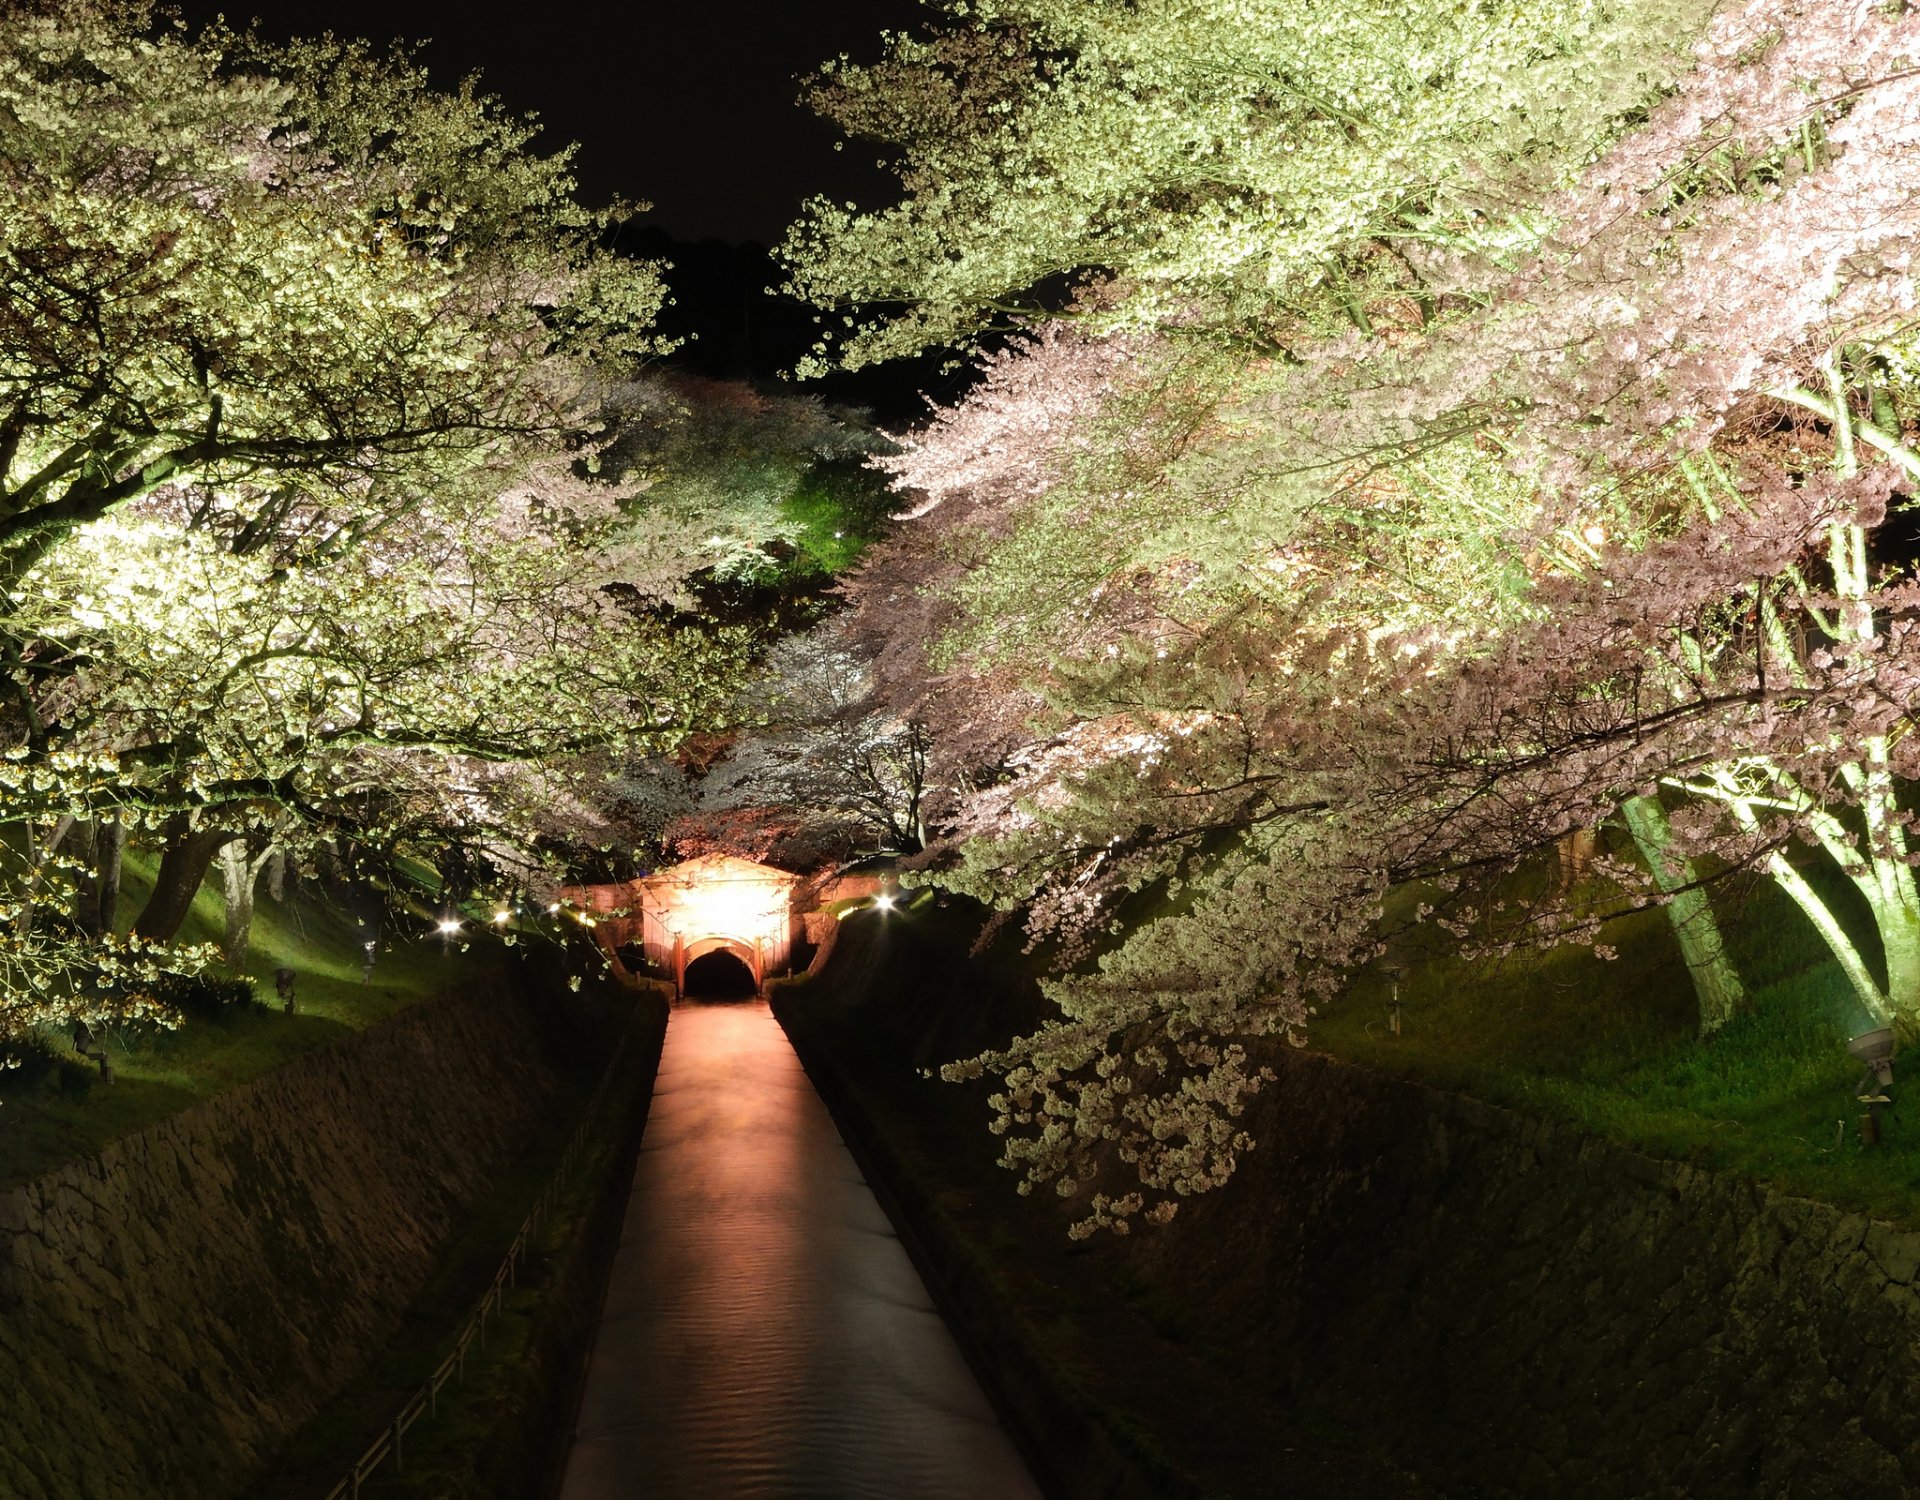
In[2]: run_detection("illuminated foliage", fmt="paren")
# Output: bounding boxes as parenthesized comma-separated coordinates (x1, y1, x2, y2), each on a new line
(603, 374, 898, 599)
(0, 4, 733, 1038)
(0, 3, 667, 581)
(780, 0, 1715, 370)
(819, 0, 1920, 1232)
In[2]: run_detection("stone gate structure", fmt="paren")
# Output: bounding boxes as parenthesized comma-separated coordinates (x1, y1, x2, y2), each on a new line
(565, 855, 803, 996)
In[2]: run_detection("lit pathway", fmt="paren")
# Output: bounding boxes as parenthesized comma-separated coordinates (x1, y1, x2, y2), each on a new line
(556, 1001, 1044, 1500)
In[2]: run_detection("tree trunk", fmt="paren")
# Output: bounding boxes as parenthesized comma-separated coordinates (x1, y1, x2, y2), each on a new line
(67, 820, 97, 935)
(217, 840, 257, 973)
(1621, 795, 1747, 1037)
(1555, 826, 1596, 898)
(1870, 900, 1920, 1039)
(13, 816, 75, 940)
(132, 818, 234, 943)
(93, 816, 124, 937)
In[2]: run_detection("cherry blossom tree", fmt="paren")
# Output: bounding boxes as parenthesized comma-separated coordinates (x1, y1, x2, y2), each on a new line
(780, 0, 1716, 370)
(0, 4, 715, 1039)
(816, 0, 1920, 1233)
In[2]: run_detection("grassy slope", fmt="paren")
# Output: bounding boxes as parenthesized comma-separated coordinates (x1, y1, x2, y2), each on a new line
(1297, 856, 1920, 1226)
(0, 857, 506, 1189)
(814, 857, 1920, 1237)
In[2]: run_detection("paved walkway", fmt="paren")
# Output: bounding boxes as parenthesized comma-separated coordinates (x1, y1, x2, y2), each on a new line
(556, 1001, 1043, 1500)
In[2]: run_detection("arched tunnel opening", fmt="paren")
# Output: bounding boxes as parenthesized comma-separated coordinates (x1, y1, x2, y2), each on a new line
(682, 947, 758, 1000)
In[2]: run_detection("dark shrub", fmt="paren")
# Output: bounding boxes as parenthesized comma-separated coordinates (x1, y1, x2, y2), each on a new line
(150, 972, 261, 1022)
(0, 1037, 59, 1095)
(56, 1057, 94, 1099)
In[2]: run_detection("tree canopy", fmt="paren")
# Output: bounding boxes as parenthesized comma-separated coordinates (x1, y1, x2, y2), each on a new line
(0, 4, 756, 1039)
(794, 0, 1920, 1232)
(779, 0, 1715, 370)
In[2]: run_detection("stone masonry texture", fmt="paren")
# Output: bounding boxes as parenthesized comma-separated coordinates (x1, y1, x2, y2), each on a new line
(1120, 1047, 1920, 1500)
(0, 982, 555, 1500)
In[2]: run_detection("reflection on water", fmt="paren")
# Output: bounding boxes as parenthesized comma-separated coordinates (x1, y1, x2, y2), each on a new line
(557, 1002, 1043, 1500)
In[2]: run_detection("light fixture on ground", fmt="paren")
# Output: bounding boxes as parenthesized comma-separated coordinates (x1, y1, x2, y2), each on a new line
(1380, 960, 1406, 1037)
(1848, 1026, 1896, 1146)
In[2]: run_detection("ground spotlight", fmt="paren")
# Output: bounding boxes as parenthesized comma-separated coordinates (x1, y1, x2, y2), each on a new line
(1848, 1026, 1897, 1146)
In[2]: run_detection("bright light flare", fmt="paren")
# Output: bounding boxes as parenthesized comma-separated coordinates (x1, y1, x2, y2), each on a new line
(436, 918, 463, 935)
(875, 893, 895, 911)
(492, 910, 512, 925)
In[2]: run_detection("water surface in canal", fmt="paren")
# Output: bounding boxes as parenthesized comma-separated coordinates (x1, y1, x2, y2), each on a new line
(557, 1001, 1043, 1500)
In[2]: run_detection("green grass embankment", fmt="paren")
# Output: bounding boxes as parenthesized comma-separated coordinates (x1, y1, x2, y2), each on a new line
(0, 857, 534, 1188)
(1313, 863, 1920, 1227)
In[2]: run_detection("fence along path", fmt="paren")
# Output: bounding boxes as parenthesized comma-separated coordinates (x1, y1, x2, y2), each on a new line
(557, 1000, 1041, 1500)
(321, 1010, 642, 1500)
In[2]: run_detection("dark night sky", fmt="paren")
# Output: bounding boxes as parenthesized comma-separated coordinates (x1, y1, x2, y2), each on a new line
(177, 1, 925, 245)
(171, 1, 963, 414)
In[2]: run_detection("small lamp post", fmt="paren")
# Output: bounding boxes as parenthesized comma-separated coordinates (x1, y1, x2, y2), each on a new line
(1848, 1026, 1896, 1146)
(1383, 961, 1406, 1038)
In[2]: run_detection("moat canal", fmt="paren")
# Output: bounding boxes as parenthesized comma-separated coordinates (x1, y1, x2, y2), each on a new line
(556, 1000, 1043, 1500)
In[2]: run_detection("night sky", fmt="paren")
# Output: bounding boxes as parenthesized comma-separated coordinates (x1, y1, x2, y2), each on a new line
(178, 0, 925, 244)
(172, 2, 960, 413)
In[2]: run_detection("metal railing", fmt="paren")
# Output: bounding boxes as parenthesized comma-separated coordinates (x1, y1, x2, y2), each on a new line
(322, 1016, 640, 1500)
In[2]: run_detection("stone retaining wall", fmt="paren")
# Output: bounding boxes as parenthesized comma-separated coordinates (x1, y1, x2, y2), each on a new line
(0, 980, 558, 1500)
(1121, 1047, 1920, 1499)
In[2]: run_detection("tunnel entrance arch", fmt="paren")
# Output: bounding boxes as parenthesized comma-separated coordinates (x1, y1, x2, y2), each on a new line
(681, 943, 760, 999)
(563, 855, 801, 999)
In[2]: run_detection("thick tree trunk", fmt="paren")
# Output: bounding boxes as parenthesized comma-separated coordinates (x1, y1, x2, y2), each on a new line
(1871, 902, 1920, 1039)
(72, 818, 127, 938)
(1621, 795, 1746, 1037)
(132, 819, 233, 943)
(216, 840, 280, 973)
(1760, 845, 1895, 1031)
(93, 816, 124, 937)
(217, 840, 256, 973)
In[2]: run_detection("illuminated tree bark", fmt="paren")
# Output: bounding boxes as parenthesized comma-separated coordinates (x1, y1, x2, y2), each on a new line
(216, 837, 280, 974)
(1618, 795, 1745, 1037)
(132, 819, 234, 945)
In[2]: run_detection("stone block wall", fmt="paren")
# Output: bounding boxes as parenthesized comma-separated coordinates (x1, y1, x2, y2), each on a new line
(0, 981, 557, 1500)
(1123, 1048, 1920, 1499)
